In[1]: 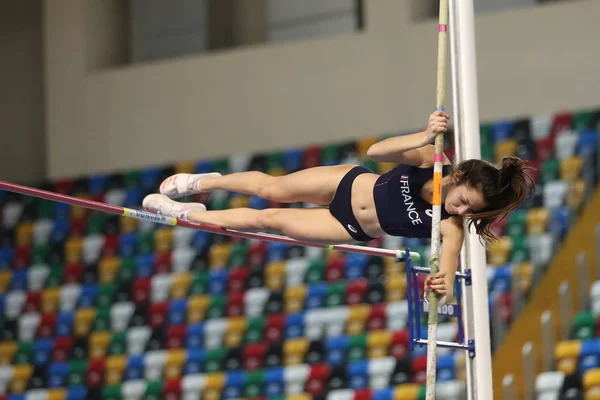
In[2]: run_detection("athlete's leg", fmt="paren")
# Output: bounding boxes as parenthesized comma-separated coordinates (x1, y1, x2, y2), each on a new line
(161, 165, 357, 205)
(187, 207, 354, 244)
(143, 194, 354, 243)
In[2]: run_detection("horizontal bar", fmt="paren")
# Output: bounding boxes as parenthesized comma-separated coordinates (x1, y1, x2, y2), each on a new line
(413, 339, 472, 351)
(0, 180, 421, 260)
(411, 265, 468, 278)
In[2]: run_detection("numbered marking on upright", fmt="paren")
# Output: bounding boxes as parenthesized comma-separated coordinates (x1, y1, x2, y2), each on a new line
(420, 300, 460, 317)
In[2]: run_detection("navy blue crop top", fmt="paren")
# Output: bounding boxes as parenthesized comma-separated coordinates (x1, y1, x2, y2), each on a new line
(373, 164, 453, 238)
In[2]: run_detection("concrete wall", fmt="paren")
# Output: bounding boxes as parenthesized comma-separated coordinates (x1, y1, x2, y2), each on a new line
(0, 1, 44, 183)
(44, 0, 600, 179)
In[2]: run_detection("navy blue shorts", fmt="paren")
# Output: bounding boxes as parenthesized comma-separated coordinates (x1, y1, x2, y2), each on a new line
(328, 166, 376, 242)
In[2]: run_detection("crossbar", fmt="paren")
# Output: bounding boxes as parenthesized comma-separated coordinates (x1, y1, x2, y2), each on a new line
(0, 180, 420, 261)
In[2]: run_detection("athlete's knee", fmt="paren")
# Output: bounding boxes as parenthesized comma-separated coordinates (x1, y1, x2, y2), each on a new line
(256, 176, 284, 201)
(257, 209, 283, 231)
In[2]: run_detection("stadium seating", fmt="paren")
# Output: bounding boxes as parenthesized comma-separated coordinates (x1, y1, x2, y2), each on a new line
(0, 107, 597, 398)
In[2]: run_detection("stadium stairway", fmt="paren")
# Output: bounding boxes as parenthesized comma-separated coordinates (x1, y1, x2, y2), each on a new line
(492, 186, 600, 397)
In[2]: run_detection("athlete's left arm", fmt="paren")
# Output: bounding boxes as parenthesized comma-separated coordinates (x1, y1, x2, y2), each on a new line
(438, 216, 465, 303)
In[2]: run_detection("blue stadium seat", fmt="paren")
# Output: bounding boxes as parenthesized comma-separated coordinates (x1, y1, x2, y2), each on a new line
(285, 312, 305, 340)
(88, 174, 108, 196)
(184, 348, 205, 375)
(124, 188, 144, 208)
(264, 366, 285, 397)
(327, 335, 349, 366)
(48, 361, 69, 387)
(223, 371, 246, 399)
(135, 254, 156, 278)
(139, 167, 162, 192)
(266, 242, 288, 263)
(348, 359, 369, 390)
(249, 196, 268, 210)
(168, 299, 188, 326)
(119, 233, 139, 258)
(305, 283, 328, 310)
(283, 149, 303, 173)
(33, 338, 54, 367)
(493, 121, 514, 143)
(345, 253, 368, 280)
(194, 161, 215, 174)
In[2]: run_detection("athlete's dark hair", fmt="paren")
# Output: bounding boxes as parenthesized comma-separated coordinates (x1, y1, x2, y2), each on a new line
(455, 157, 536, 242)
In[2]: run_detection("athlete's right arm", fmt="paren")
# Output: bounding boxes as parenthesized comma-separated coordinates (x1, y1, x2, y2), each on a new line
(366, 111, 450, 167)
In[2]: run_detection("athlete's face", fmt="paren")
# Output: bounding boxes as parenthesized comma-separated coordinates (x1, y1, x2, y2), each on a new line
(444, 179, 487, 216)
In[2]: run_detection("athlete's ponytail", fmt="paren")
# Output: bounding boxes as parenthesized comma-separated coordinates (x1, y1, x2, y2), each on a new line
(455, 157, 535, 242)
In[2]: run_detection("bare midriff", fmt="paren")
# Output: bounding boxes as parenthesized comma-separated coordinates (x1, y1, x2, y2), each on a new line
(350, 173, 386, 238)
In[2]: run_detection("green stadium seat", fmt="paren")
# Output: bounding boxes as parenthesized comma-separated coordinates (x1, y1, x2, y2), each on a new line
(103, 384, 122, 400)
(573, 311, 597, 340)
(326, 282, 347, 307)
(244, 317, 265, 344)
(144, 380, 164, 400)
(541, 158, 560, 184)
(190, 271, 209, 295)
(109, 332, 127, 355)
(506, 210, 528, 237)
(93, 305, 112, 331)
(46, 264, 65, 287)
(305, 258, 325, 284)
(86, 213, 107, 235)
(205, 347, 228, 373)
(14, 341, 33, 365)
(348, 334, 367, 362)
(124, 171, 141, 189)
(229, 242, 249, 266)
(322, 144, 341, 166)
(509, 235, 529, 264)
(245, 370, 264, 398)
(207, 295, 227, 319)
(68, 359, 88, 386)
(572, 110, 595, 131)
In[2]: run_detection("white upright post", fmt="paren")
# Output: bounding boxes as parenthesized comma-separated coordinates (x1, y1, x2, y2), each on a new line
(449, 0, 494, 398)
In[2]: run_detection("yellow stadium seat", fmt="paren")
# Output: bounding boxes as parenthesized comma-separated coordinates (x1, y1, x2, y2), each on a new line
(285, 285, 307, 314)
(175, 161, 195, 174)
(357, 137, 379, 159)
(74, 308, 96, 337)
(0, 270, 12, 294)
(224, 317, 247, 349)
(584, 368, 600, 391)
(487, 236, 512, 266)
(229, 195, 250, 209)
(119, 216, 138, 234)
(266, 261, 286, 291)
(105, 355, 127, 385)
(566, 179, 586, 212)
(154, 228, 174, 253)
(64, 237, 84, 264)
(586, 389, 600, 400)
(48, 388, 67, 400)
(560, 156, 583, 181)
(526, 208, 549, 235)
(268, 168, 287, 177)
(394, 383, 421, 400)
(203, 372, 226, 400)
(188, 295, 210, 323)
(209, 243, 232, 269)
(42, 288, 61, 314)
(386, 275, 407, 302)
(10, 364, 33, 393)
(99, 256, 121, 284)
(0, 341, 17, 365)
(512, 263, 533, 294)
(368, 330, 392, 359)
(284, 337, 309, 366)
(495, 139, 518, 164)
(16, 222, 34, 246)
(71, 205, 87, 220)
(171, 272, 192, 299)
(555, 340, 582, 375)
(377, 162, 397, 175)
(288, 395, 312, 400)
(165, 348, 187, 380)
(385, 257, 404, 276)
(89, 331, 112, 359)
(347, 304, 370, 336)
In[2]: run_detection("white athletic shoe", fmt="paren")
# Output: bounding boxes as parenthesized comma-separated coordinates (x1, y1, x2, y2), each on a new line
(159, 172, 222, 199)
(142, 194, 206, 220)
